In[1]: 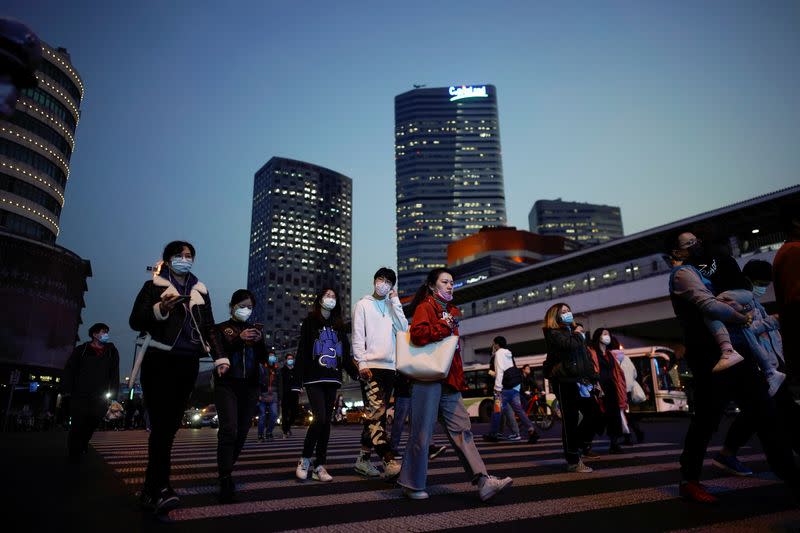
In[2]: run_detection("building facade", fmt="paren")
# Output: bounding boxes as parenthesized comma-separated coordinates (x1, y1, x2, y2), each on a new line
(395, 85, 507, 296)
(529, 198, 623, 246)
(447, 226, 577, 289)
(247, 157, 352, 351)
(0, 43, 91, 417)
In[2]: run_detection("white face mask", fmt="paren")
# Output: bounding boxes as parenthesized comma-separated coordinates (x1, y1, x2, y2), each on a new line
(321, 297, 337, 311)
(600, 335, 611, 346)
(374, 281, 392, 298)
(233, 307, 252, 321)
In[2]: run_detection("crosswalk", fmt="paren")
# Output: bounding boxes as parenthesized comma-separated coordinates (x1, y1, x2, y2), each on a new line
(89, 424, 800, 531)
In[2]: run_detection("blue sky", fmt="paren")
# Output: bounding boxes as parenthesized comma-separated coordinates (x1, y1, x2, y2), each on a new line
(4, 1, 799, 376)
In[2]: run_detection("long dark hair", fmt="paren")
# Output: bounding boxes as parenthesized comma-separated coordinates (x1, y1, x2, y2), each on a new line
(408, 267, 454, 317)
(308, 287, 344, 330)
(590, 328, 620, 355)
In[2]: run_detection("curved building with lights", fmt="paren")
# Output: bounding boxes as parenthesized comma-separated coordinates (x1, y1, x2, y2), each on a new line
(0, 42, 91, 417)
(395, 85, 507, 296)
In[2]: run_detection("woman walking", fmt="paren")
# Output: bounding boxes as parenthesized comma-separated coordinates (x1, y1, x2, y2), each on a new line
(209, 289, 267, 503)
(542, 303, 597, 473)
(397, 268, 512, 501)
(589, 329, 628, 454)
(293, 288, 348, 482)
(129, 241, 216, 514)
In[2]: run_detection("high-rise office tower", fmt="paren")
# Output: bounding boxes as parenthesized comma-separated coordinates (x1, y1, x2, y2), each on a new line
(0, 42, 91, 397)
(529, 199, 623, 246)
(395, 84, 507, 296)
(247, 157, 352, 350)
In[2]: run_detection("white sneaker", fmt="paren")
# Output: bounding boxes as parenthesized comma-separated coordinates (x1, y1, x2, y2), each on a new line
(383, 459, 401, 479)
(312, 465, 333, 482)
(402, 487, 429, 500)
(295, 457, 311, 480)
(712, 350, 744, 373)
(767, 370, 787, 397)
(354, 456, 380, 477)
(477, 475, 513, 501)
(567, 460, 593, 473)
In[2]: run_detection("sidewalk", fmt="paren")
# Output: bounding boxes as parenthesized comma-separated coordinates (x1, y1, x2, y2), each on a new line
(0, 429, 151, 532)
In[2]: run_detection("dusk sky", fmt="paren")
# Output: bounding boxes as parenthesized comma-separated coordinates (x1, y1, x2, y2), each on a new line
(4, 1, 799, 376)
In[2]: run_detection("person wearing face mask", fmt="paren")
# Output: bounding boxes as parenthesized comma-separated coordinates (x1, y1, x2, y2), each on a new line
(62, 323, 119, 463)
(398, 268, 513, 501)
(208, 289, 267, 503)
(351, 267, 408, 479)
(714, 260, 800, 477)
(702, 259, 786, 396)
(293, 288, 348, 482)
(258, 351, 282, 441)
(129, 240, 216, 515)
(588, 330, 628, 454)
(667, 232, 799, 503)
(542, 303, 597, 473)
(280, 354, 299, 438)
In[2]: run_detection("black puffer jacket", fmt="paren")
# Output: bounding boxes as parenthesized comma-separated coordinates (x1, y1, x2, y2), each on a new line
(129, 271, 215, 355)
(208, 319, 268, 384)
(543, 327, 596, 382)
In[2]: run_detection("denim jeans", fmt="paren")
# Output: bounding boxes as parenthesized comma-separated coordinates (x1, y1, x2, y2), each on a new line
(258, 399, 278, 437)
(489, 388, 533, 435)
(398, 382, 487, 491)
(390, 395, 412, 451)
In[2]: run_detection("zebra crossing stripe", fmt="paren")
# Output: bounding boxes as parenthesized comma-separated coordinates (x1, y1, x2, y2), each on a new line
(167, 464, 778, 522)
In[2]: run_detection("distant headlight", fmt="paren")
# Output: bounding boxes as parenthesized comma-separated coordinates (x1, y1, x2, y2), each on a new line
(308, 415, 314, 422)
(192, 414, 201, 421)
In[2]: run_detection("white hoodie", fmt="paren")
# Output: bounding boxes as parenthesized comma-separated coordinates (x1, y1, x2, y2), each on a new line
(493, 348, 515, 392)
(351, 294, 409, 371)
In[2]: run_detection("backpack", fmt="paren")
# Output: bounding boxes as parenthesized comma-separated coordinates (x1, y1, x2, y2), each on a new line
(501, 354, 523, 389)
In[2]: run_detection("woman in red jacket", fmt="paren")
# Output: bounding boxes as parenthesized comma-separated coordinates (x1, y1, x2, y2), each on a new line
(588, 330, 628, 454)
(397, 268, 512, 501)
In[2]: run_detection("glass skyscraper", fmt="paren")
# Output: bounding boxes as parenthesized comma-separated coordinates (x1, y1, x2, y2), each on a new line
(247, 157, 352, 350)
(395, 85, 507, 296)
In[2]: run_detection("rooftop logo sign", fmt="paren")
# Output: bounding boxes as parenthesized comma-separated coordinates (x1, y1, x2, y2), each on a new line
(448, 85, 488, 102)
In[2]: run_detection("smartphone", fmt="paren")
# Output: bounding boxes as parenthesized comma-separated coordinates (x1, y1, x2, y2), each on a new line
(173, 294, 191, 303)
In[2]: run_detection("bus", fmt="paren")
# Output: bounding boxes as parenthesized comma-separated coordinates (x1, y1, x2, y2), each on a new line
(462, 346, 689, 422)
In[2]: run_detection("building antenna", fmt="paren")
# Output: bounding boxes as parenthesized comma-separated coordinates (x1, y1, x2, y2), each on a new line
(413, 83, 427, 89)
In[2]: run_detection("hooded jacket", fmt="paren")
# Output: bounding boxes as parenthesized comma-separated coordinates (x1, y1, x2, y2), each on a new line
(129, 268, 215, 355)
(351, 293, 409, 371)
(293, 313, 347, 388)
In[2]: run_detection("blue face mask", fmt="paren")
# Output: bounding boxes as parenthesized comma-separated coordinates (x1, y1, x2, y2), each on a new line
(171, 257, 193, 274)
(752, 285, 767, 298)
(268, 355, 277, 365)
(560, 312, 574, 325)
(99, 333, 110, 344)
(286, 359, 295, 367)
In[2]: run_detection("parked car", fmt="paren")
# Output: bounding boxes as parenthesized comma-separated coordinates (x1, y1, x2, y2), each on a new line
(344, 406, 366, 424)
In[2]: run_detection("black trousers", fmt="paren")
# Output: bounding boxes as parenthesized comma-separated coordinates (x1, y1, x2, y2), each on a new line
(214, 378, 258, 478)
(724, 381, 800, 457)
(680, 362, 797, 482)
(68, 397, 106, 458)
(302, 383, 338, 464)
(359, 368, 395, 460)
(553, 381, 596, 464)
(140, 352, 199, 493)
(282, 392, 299, 433)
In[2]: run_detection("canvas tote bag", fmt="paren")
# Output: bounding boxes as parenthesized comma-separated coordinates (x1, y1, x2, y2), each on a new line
(396, 331, 459, 381)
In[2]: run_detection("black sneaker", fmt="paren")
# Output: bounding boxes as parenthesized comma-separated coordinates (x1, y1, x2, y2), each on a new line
(154, 487, 180, 514)
(429, 444, 447, 460)
(527, 431, 540, 444)
(219, 476, 236, 504)
(139, 490, 156, 512)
